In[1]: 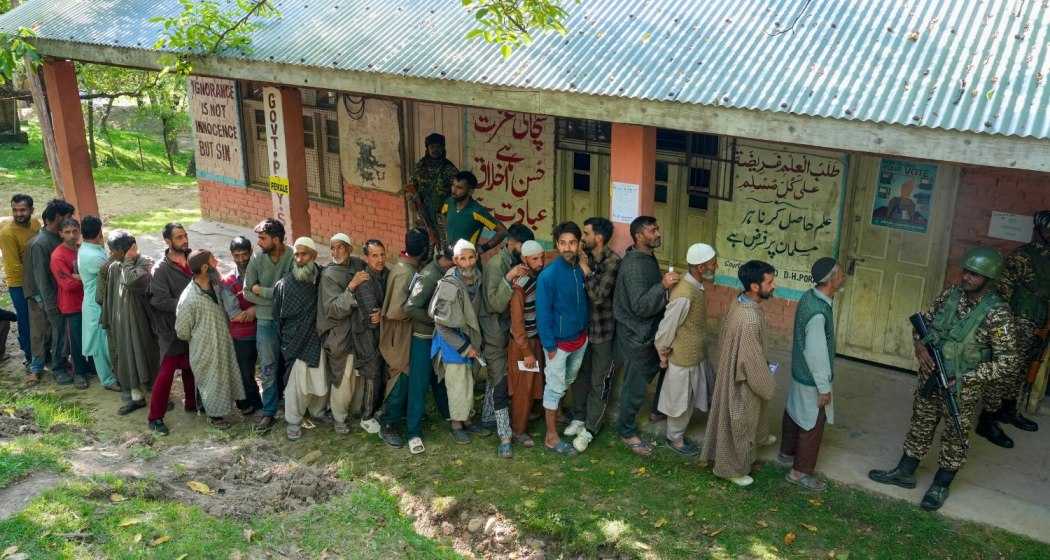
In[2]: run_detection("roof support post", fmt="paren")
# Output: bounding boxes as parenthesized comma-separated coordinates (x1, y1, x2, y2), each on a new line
(262, 86, 311, 239)
(41, 58, 99, 217)
(609, 123, 656, 252)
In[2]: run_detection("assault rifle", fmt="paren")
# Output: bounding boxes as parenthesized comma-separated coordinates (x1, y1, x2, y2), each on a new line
(910, 313, 965, 436)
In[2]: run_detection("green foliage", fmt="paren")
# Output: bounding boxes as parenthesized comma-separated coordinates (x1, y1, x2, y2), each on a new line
(463, 0, 577, 58)
(149, 0, 280, 76)
(0, 27, 39, 85)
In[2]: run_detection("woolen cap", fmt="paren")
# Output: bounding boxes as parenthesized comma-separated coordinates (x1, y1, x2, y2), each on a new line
(520, 240, 544, 257)
(811, 257, 838, 283)
(686, 243, 716, 265)
(330, 233, 352, 247)
(453, 238, 476, 257)
(293, 237, 317, 252)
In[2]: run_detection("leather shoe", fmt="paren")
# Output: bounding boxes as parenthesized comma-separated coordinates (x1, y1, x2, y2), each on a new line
(976, 411, 1014, 448)
(920, 484, 950, 511)
(868, 466, 917, 489)
(256, 416, 276, 434)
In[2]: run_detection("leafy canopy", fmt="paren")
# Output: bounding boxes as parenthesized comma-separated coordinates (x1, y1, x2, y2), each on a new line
(463, 0, 577, 58)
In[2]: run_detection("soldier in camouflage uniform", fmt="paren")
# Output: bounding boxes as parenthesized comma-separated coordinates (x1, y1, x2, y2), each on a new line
(869, 247, 1020, 511)
(987, 210, 1050, 441)
(409, 133, 459, 247)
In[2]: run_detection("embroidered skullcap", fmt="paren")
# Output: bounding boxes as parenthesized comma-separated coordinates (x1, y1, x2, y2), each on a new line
(520, 240, 544, 258)
(453, 238, 476, 257)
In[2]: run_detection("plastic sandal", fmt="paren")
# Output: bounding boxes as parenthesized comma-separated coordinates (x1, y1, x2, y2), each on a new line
(409, 437, 425, 455)
(545, 440, 578, 456)
(498, 442, 513, 459)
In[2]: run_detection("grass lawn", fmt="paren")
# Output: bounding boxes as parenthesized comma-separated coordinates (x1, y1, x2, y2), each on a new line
(109, 208, 203, 237)
(0, 120, 196, 191)
(0, 384, 1043, 559)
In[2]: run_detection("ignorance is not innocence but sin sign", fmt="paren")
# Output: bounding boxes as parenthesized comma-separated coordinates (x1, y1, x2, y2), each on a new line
(187, 76, 247, 187)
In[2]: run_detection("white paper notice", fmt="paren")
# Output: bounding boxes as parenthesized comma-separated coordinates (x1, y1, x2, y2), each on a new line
(517, 360, 541, 373)
(611, 181, 640, 224)
(987, 211, 1033, 243)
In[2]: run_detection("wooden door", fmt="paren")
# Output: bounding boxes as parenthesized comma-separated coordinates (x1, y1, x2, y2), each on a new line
(413, 102, 464, 168)
(557, 149, 609, 229)
(835, 156, 958, 370)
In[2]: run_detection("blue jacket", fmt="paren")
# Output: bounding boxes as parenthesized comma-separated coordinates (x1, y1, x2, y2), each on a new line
(536, 256, 589, 352)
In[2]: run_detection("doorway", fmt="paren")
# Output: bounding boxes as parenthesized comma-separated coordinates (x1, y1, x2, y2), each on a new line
(835, 155, 959, 370)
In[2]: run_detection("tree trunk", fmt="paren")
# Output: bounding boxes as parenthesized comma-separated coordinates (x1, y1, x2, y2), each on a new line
(86, 94, 97, 168)
(26, 64, 62, 197)
(161, 115, 177, 174)
(100, 97, 115, 166)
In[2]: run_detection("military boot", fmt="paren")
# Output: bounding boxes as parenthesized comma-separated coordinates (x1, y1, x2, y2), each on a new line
(868, 453, 919, 489)
(996, 399, 1039, 432)
(975, 410, 1014, 448)
(920, 468, 956, 511)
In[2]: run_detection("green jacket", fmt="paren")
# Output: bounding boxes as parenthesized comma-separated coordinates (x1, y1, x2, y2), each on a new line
(479, 248, 515, 345)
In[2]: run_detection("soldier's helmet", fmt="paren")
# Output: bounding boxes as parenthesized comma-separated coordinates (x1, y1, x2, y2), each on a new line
(961, 247, 1004, 280)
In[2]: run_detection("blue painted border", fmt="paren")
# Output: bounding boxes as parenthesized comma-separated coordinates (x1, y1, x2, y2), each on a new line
(196, 169, 247, 187)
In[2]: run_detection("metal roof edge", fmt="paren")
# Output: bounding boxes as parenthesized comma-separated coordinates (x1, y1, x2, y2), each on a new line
(27, 37, 1050, 173)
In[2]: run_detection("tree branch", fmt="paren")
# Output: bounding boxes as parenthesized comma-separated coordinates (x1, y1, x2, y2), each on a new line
(209, 0, 270, 53)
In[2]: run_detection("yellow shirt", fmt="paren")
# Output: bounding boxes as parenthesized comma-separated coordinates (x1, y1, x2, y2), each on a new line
(0, 217, 42, 287)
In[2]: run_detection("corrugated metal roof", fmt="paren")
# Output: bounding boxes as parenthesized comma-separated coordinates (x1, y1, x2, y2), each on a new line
(2, 0, 1048, 140)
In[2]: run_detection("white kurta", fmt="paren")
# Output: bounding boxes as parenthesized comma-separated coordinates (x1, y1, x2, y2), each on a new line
(785, 289, 835, 430)
(653, 274, 714, 415)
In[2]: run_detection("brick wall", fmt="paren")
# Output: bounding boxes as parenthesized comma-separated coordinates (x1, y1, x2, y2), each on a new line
(945, 166, 1050, 284)
(198, 179, 408, 253)
(706, 284, 797, 345)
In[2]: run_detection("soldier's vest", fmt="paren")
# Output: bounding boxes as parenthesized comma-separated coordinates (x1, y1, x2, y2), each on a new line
(791, 289, 835, 387)
(1008, 244, 1050, 328)
(668, 279, 707, 368)
(928, 287, 1002, 395)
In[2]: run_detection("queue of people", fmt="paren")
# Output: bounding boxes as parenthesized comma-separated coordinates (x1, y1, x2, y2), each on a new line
(1, 190, 1046, 511)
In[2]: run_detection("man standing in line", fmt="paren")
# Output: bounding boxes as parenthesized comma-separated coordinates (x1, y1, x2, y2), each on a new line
(244, 218, 294, 433)
(147, 222, 198, 435)
(77, 215, 118, 391)
(505, 240, 548, 455)
(869, 248, 1019, 510)
(317, 233, 366, 435)
(613, 216, 680, 456)
(700, 260, 779, 487)
(408, 132, 459, 244)
(175, 250, 246, 429)
(536, 221, 590, 456)
(0, 194, 40, 368)
(478, 223, 532, 439)
(440, 171, 508, 251)
(379, 229, 431, 448)
(102, 232, 159, 415)
(565, 217, 620, 452)
(50, 217, 91, 389)
(430, 239, 486, 443)
(352, 239, 390, 435)
(401, 244, 454, 454)
(987, 210, 1049, 441)
(777, 257, 846, 492)
(223, 236, 263, 415)
(653, 243, 719, 457)
(275, 237, 327, 441)
(23, 198, 75, 385)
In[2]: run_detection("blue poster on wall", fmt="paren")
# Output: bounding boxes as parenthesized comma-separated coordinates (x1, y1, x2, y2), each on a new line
(871, 159, 937, 234)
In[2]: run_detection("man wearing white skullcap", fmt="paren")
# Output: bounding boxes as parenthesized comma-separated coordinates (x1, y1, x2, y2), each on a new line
(429, 238, 486, 443)
(273, 236, 328, 441)
(653, 243, 719, 457)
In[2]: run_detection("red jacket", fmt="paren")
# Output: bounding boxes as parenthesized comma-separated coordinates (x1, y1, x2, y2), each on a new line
(50, 243, 83, 315)
(223, 271, 257, 340)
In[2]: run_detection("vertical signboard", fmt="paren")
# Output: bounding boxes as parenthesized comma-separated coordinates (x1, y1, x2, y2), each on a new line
(187, 76, 246, 186)
(263, 86, 293, 233)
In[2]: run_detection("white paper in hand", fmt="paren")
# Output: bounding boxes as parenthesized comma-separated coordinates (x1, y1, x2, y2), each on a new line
(517, 360, 541, 373)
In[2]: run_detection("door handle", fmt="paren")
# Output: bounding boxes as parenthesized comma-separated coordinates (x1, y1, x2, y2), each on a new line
(847, 257, 865, 275)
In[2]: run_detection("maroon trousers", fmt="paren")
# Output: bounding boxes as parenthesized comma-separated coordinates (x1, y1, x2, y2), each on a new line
(779, 408, 827, 475)
(148, 354, 196, 422)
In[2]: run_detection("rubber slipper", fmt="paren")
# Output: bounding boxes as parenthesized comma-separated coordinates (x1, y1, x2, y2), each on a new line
(622, 437, 653, 457)
(786, 473, 827, 492)
(451, 428, 471, 444)
(545, 440, 577, 456)
(514, 433, 535, 448)
(409, 437, 425, 455)
(498, 442, 513, 459)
